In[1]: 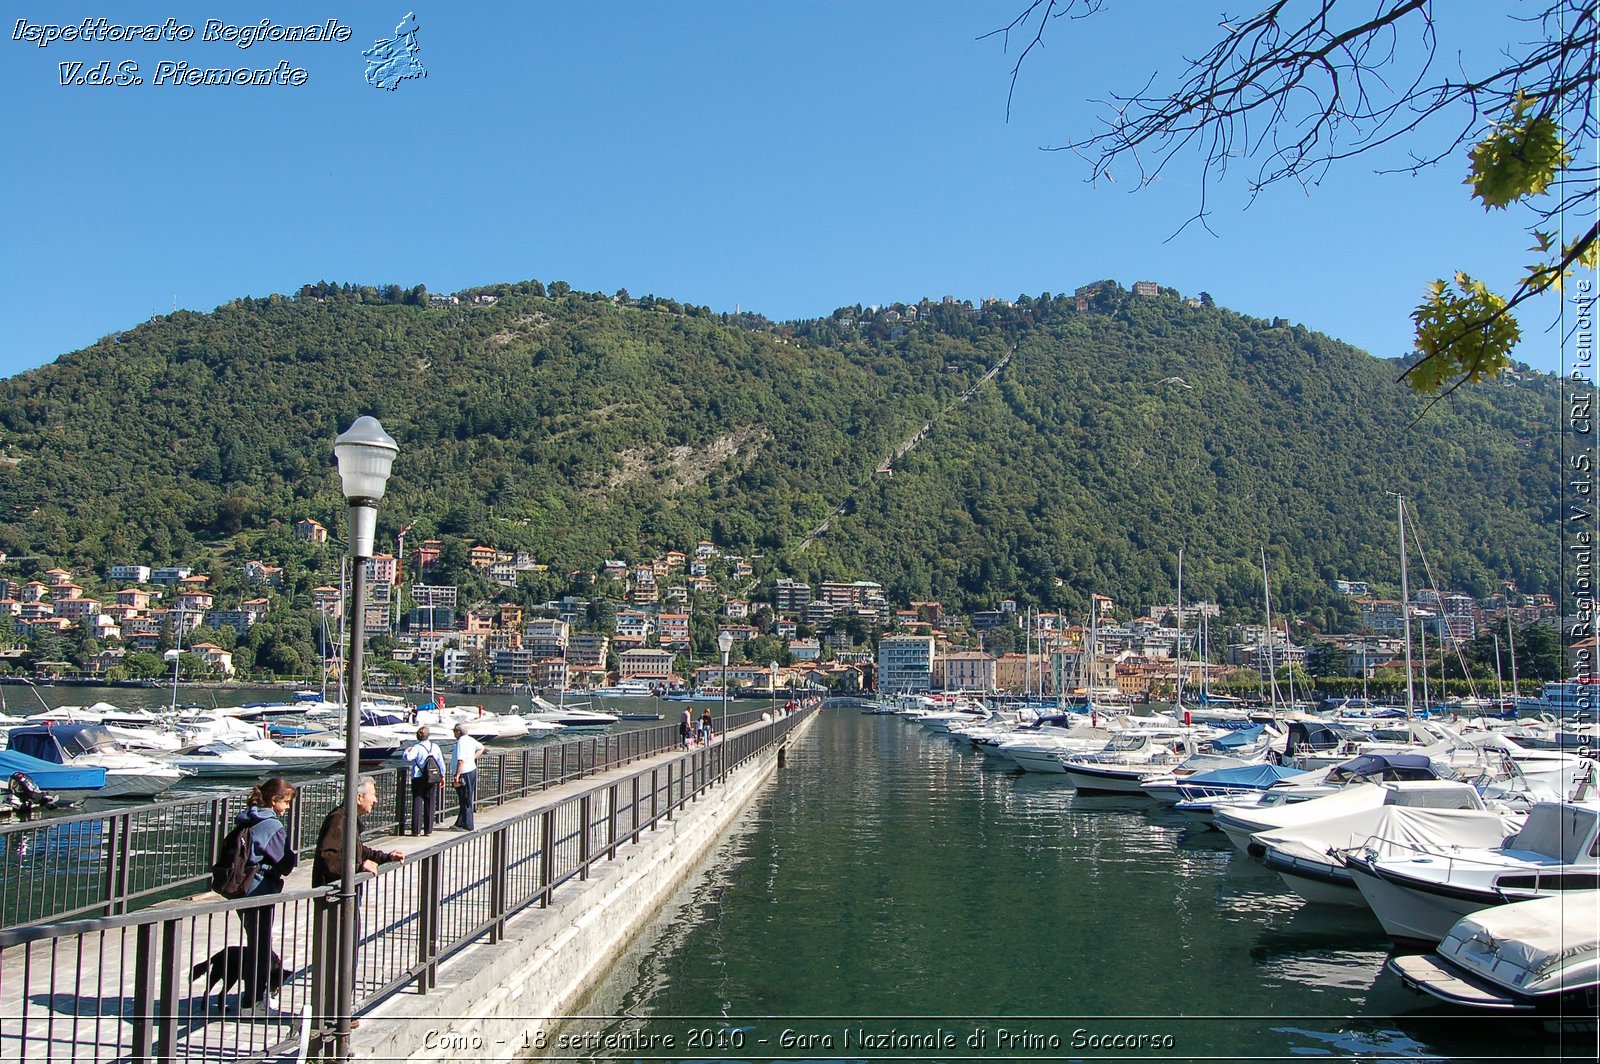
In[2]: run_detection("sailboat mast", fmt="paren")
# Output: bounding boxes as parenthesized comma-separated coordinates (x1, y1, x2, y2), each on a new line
(1261, 548, 1278, 714)
(1174, 548, 1185, 708)
(1397, 494, 1415, 719)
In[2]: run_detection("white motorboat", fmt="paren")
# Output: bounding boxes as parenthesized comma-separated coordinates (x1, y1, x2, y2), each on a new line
(1250, 803, 1522, 907)
(27, 703, 185, 753)
(1216, 777, 1488, 855)
(416, 704, 529, 740)
(523, 696, 618, 729)
(1346, 800, 1600, 948)
(1058, 732, 1187, 794)
(1388, 892, 1600, 1023)
(5, 724, 187, 799)
(1211, 754, 1455, 851)
(165, 741, 281, 778)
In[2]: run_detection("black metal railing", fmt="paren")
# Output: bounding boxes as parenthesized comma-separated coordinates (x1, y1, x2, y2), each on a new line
(0, 710, 771, 929)
(0, 707, 811, 1064)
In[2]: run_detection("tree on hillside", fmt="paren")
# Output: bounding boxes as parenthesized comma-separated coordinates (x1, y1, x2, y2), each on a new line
(990, 0, 1596, 394)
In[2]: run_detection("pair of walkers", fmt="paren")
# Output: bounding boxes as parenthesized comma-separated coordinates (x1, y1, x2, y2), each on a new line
(403, 723, 483, 834)
(224, 777, 407, 1018)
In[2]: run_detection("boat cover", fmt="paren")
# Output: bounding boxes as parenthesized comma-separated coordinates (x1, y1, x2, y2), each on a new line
(1504, 802, 1600, 863)
(1437, 891, 1600, 990)
(1212, 724, 1266, 748)
(0, 748, 107, 790)
(1253, 805, 1519, 867)
(1185, 763, 1301, 788)
(1326, 753, 1440, 783)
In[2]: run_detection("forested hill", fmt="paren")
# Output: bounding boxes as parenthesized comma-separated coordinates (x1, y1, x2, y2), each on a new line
(0, 280, 1561, 619)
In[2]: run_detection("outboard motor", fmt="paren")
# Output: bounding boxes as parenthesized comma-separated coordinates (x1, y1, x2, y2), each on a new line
(8, 772, 65, 817)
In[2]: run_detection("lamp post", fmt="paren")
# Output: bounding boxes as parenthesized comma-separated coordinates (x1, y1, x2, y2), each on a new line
(769, 661, 778, 715)
(331, 416, 398, 1058)
(717, 630, 733, 738)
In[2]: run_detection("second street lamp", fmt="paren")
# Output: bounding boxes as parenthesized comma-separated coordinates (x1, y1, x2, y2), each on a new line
(330, 415, 398, 1059)
(717, 629, 733, 740)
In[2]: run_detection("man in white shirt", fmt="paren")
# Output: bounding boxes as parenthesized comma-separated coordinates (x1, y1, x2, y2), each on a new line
(402, 726, 444, 836)
(452, 722, 485, 830)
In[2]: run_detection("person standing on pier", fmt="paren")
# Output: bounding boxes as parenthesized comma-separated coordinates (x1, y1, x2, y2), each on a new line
(680, 707, 694, 749)
(403, 726, 444, 836)
(237, 778, 298, 1010)
(451, 722, 484, 830)
(699, 707, 713, 744)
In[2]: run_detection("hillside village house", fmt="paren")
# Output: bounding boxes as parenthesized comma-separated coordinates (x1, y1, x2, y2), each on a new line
(619, 648, 675, 680)
(294, 518, 328, 543)
(187, 643, 235, 676)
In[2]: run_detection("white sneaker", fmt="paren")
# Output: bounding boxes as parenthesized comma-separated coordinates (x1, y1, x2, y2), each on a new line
(262, 994, 280, 1010)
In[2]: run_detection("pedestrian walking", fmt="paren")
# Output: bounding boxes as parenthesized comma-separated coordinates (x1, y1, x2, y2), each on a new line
(679, 708, 694, 749)
(237, 777, 297, 1011)
(699, 707, 713, 744)
(451, 723, 484, 830)
(403, 726, 444, 836)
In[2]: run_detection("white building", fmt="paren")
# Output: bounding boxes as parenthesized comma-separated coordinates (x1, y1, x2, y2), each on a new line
(878, 635, 936, 693)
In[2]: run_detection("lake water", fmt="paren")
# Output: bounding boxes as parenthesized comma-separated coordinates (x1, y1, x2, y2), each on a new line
(558, 710, 1593, 1063)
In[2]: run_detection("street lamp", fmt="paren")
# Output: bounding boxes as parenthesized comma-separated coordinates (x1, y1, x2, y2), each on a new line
(717, 629, 733, 738)
(769, 661, 778, 715)
(331, 415, 398, 1056)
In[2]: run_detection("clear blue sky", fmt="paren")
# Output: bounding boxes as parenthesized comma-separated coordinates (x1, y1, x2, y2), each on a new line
(0, 1, 1578, 380)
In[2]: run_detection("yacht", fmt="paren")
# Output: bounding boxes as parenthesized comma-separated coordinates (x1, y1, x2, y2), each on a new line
(522, 696, 618, 730)
(165, 741, 282, 779)
(1347, 800, 1600, 948)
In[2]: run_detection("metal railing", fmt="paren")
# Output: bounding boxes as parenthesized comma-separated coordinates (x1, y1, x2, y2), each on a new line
(0, 710, 771, 929)
(0, 706, 812, 1064)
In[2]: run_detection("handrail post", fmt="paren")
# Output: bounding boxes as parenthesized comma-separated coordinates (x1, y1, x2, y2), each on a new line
(490, 827, 509, 943)
(578, 795, 593, 880)
(130, 921, 157, 1062)
(539, 809, 556, 907)
(607, 783, 619, 859)
(417, 852, 440, 992)
(631, 775, 642, 845)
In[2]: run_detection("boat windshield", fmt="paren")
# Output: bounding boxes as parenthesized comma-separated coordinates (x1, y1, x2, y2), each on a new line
(61, 725, 123, 756)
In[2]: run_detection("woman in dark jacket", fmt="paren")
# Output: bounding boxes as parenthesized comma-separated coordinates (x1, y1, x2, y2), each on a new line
(236, 777, 298, 1009)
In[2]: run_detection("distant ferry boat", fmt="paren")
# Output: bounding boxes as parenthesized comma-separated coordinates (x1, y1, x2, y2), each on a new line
(591, 679, 657, 698)
(1518, 678, 1599, 719)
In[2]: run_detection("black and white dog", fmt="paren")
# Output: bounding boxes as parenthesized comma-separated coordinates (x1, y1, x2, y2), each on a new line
(190, 946, 289, 1010)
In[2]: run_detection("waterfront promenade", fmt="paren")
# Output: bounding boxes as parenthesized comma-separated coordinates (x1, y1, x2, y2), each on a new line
(0, 706, 816, 1063)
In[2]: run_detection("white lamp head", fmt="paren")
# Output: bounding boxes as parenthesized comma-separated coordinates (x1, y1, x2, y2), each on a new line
(717, 630, 734, 656)
(333, 416, 398, 558)
(332, 416, 399, 506)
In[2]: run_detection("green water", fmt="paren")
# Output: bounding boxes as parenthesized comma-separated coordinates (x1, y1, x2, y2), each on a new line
(557, 711, 1593, 1063)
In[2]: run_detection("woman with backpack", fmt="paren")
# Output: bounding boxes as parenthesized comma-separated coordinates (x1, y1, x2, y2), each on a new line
(236, 777, 297, 1010)
(404, 726, 445, 836)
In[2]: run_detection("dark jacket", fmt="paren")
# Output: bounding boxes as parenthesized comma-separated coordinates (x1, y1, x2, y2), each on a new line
(236, 806, 297, 894)
(312, 808, 396, 888)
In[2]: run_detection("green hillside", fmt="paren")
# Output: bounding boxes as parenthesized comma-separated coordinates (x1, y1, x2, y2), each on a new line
(0, 280, 1561, 619)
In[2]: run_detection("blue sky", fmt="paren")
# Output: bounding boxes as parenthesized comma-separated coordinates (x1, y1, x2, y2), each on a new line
(0, 1, 1579, 380)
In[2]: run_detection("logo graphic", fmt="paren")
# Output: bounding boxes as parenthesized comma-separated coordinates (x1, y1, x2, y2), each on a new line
(363, 12, 425, 90)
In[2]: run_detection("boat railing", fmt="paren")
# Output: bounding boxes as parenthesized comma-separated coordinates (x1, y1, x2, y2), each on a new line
(0, 708, 775, 930)
(0, 706, 814, 1064)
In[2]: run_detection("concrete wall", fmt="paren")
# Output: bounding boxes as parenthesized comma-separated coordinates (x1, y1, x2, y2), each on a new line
(357, 713, 815, 1062)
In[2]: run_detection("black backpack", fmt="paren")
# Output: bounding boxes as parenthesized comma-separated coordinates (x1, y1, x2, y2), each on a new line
(210, 824, 257, 899)
(422, 748, 443, 787)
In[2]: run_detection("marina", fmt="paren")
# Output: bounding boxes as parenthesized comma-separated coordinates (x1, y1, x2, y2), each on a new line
(563, 709, 1597, 1062)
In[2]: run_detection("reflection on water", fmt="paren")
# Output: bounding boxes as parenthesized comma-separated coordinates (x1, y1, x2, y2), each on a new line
(561, 711, 1591, 1062)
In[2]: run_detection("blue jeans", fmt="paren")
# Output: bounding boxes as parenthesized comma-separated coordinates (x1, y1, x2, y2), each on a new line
(454, 770, 477, 829)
